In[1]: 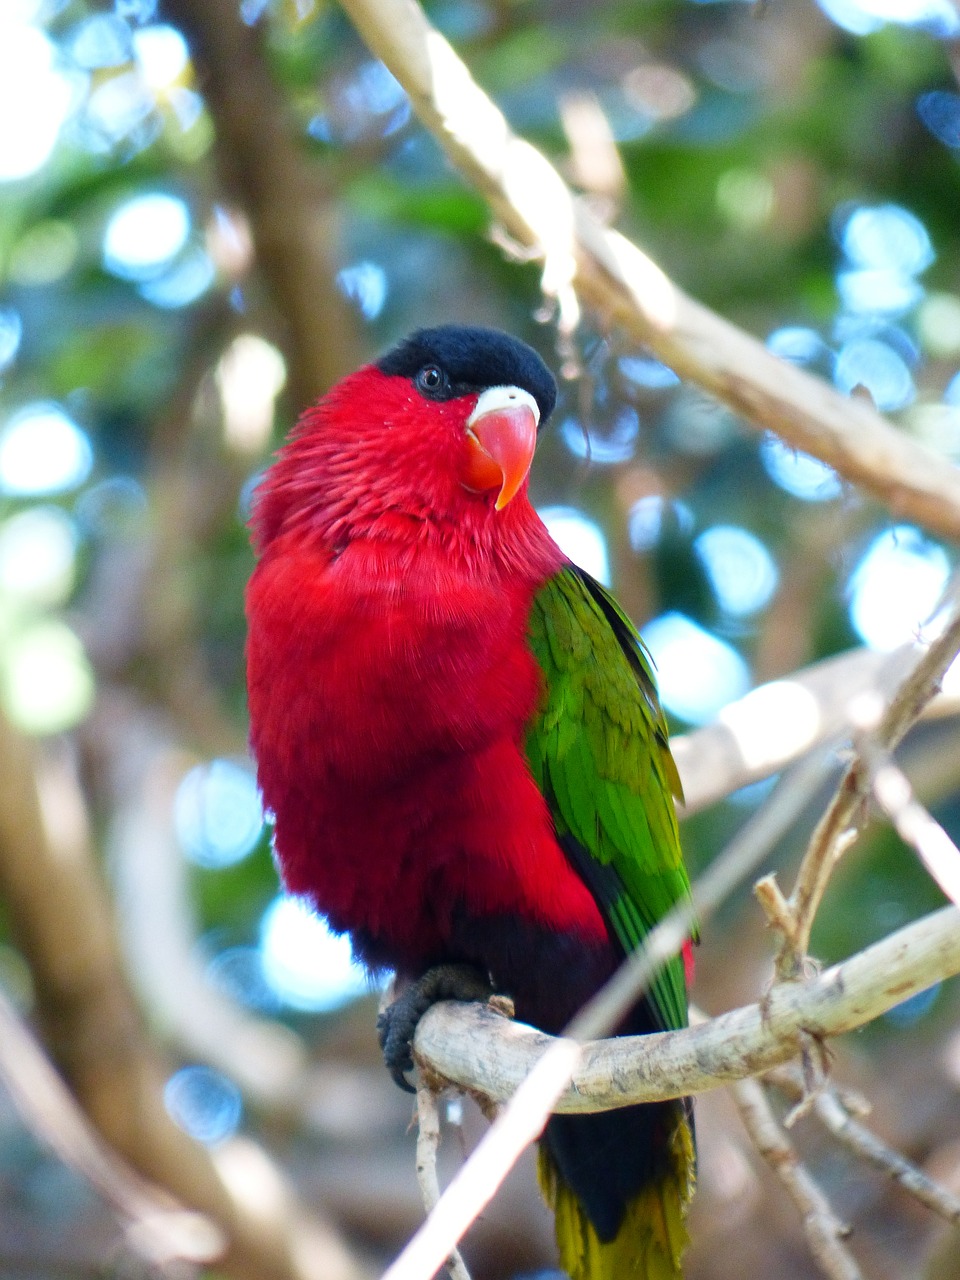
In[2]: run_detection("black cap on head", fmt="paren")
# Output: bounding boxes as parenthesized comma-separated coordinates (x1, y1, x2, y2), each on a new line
(377, 325, 557, 425)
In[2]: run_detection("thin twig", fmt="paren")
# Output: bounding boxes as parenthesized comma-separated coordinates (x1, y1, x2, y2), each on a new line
(814, 1091, 960, 1224)
(863, 742, 960, 909)
(780, 583, 960, 975)
(414, 1085, 473, 1280)
(767, 1066, 960, 1225)
(732, 1077, 862, 1280)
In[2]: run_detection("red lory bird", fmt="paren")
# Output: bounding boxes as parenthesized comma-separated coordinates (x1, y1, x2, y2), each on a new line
(246, 325, 696, 1279)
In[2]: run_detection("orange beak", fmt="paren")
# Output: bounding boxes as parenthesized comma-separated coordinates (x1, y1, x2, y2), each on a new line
(461, 386, 539, 511)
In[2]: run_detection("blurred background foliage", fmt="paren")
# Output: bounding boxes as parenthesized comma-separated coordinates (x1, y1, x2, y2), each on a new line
(1, 0, 960, 1276)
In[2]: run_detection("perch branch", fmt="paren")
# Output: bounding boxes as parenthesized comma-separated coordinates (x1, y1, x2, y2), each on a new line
(337, 0, 960, 542)
(387, 904, 959, 1280)
(412, 905, 960, 1112)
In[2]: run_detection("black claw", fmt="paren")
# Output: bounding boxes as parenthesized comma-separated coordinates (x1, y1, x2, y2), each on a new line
(378, 963, 493, 1092)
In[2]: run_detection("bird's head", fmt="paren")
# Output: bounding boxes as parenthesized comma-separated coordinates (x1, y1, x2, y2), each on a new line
(251, 325, 557, 553)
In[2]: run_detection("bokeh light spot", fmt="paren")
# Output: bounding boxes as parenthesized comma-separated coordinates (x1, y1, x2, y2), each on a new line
(0, 309, 23, 373)
(82, 69, 156, 151)
(906, 404, 960, 460)
(819, 0, 959, 36)
(164, 1065, 242, 1145)
(1, 621, 95, 735)
(9, 221, 79, 288)
(695, 524, 778, 616)
(174, 759, 264, 869)
(139, 247, 215, 308)
(336, 261, 388, 320)
(68, 13, 133, 68)
(917, 293, 960, 358)
(716, 168, 774, 231)
(618, 356, 680, 389)
(766, 327, 833, 371)
(918, 90, 960, 148)
(0, 404, 93, 497)
(628, 495, 694, 552)
(207, 945, 280, 1013)
(216, 334, 287, 454)
(103, 193, 190, 279)
(834, 338, 915, 412)
(641, 612, 750, 725)
(116, 0, 158, 24)
(0, 19, 77, 181)
(259, 895, 369, 1012)
(849, 526, 950, 651)
(132, 24, 189, 90)
(0, 508, 77, 605)
(538, 507, 611, 585)
(884, 982, 941, 1027)
(760, 434, 843, 502)
(560, 410, 639, 465)
(817, 0, 883, 32)
(836, 268, 923, 316)
(840, 204, 934, 277)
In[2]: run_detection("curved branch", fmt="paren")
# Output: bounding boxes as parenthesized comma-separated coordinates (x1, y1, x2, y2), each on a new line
(412, 905, 960, 1112)
(338, 0, 960, 542)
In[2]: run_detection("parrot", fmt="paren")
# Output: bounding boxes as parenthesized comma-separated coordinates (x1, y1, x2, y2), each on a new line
(245, 324, 696, 1280)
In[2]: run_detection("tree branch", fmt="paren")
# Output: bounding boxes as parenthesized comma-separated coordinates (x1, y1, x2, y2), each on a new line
(0, 712, 366, 1280)
(412, 905, 960, 1112)
(864, 743, 960, 909)
(779, 581, 960, 973)
(337, 0, 960, 542)
(731, 1077, 862, 1280)
(414, 1084, 472, 1280)
(767, 1070, 960, 1226)
(671, 642, 960, 816)
(165, 0, 362, 409)
(0, 986, 222, 1269)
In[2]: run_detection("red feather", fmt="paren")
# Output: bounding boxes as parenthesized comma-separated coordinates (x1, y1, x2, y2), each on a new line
(246, 364, 608, 978)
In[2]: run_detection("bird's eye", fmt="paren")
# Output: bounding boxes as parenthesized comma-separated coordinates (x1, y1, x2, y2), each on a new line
(416, 364, 446, 396)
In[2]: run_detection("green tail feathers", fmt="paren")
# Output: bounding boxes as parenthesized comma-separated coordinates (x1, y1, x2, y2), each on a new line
(538, 1114, 696, 1280)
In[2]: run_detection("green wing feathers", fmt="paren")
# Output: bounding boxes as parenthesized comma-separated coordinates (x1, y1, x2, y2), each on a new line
(525, 563, 694, 1033)
(526, 563, 696, 1280)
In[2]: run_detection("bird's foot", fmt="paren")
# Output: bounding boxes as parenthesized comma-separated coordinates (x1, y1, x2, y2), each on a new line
(377, 963, 493, 1093)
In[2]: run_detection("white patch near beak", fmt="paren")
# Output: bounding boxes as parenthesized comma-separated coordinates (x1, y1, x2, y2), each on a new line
(467, 384, 541, 428)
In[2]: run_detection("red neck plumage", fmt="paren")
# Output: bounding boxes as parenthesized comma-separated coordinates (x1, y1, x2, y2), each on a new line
(251, 365, 564, 585)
